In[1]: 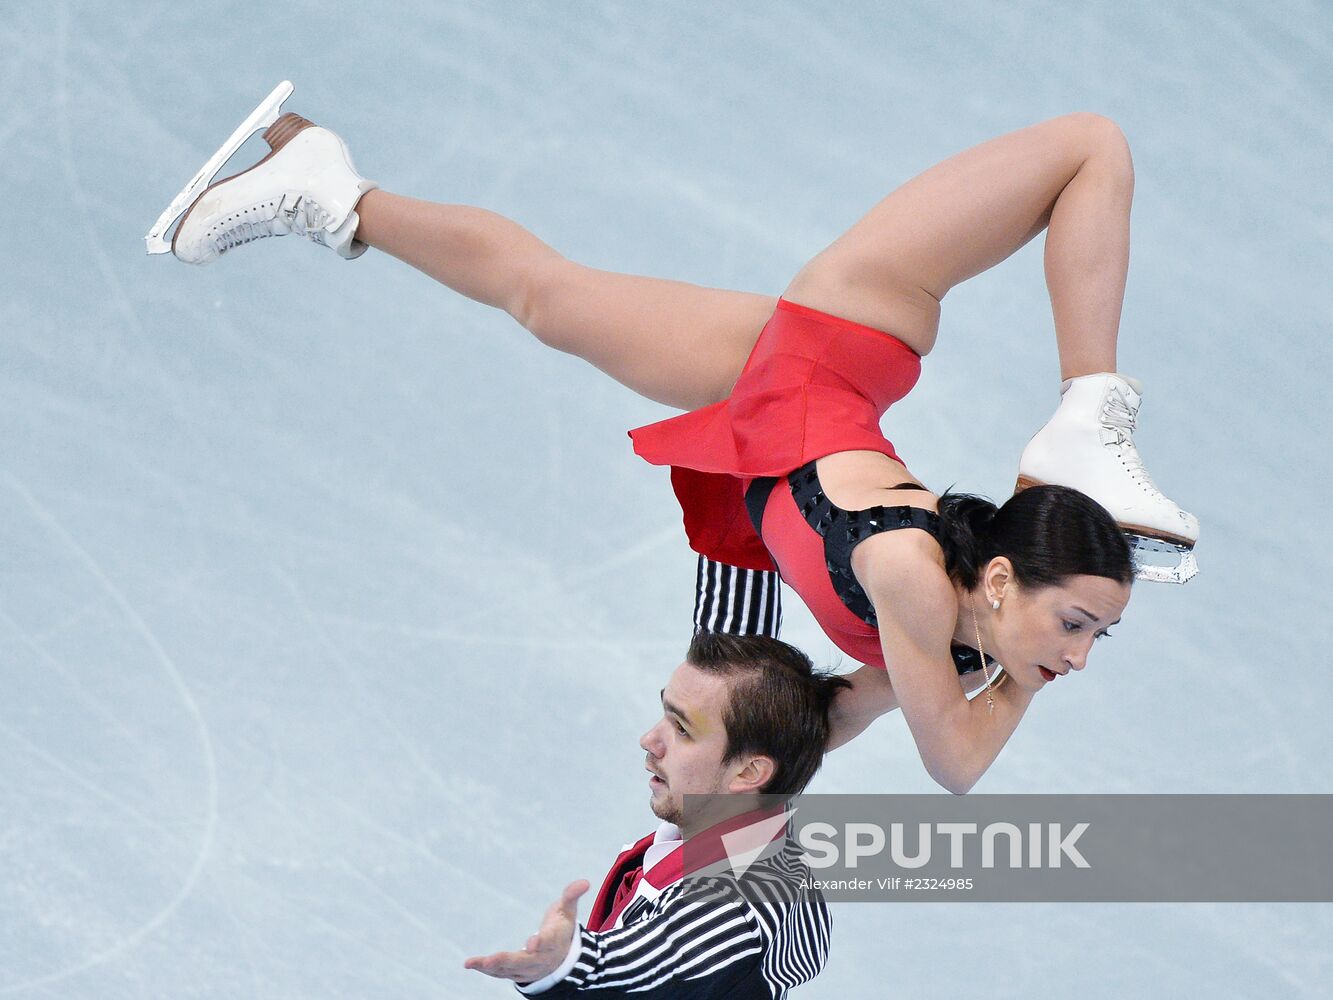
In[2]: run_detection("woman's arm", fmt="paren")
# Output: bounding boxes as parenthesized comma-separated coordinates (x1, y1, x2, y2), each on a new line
(827, 665, 899, 751)
(857, 542, 1036, 793)
(826, 660, 994, 752)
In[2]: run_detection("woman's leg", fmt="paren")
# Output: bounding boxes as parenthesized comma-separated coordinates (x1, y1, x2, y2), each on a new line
(355, 191, 775, 411)
(784, 113, 1133, 380)
(789, 113, 1197, 573)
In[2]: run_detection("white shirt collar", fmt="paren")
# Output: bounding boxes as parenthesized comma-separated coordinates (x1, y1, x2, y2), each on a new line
(643, 821, 683, 872)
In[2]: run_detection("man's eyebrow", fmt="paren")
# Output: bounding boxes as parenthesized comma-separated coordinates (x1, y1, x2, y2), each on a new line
(1074, 607, 1122, 627)
(660, 688, 697, 729)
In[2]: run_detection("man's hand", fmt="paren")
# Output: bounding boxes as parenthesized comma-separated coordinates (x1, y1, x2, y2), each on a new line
(464, 880, 591, 984)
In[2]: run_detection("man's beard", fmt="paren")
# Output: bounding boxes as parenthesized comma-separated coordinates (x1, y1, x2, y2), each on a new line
(650, 789, 681, 825)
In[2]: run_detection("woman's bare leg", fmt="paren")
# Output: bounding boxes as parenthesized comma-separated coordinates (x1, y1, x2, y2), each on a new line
(784, 113, 1133, 380)
(355, 191, 775, 410)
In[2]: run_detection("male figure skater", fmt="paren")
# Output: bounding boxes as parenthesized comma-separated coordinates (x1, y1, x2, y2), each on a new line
(464, 631, 848, 997)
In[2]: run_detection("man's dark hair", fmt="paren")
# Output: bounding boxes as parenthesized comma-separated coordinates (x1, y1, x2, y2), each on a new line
(686, 631, 851, 798)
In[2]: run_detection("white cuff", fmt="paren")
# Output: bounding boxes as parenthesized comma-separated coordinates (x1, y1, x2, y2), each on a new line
(516, 926, 584, 995)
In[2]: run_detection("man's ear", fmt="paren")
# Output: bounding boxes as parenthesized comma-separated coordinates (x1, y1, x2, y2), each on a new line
(731, 755, 777, 794)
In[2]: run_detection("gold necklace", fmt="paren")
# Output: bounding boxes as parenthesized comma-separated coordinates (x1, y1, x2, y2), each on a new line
(971, 599, 995, 714)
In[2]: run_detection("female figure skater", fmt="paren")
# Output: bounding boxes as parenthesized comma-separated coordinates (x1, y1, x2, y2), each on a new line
(149, 89, 1197, 792)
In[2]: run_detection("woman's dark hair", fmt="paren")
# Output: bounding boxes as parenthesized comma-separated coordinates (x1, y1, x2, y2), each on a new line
(685, 631, 851, 798)
(936, 484, 1133, 590)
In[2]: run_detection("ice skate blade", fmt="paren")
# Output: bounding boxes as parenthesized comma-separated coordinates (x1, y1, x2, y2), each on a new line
(144, 81, 295, 254)
(1014, 475, 1197, 548)
(1016, 476, 1199, 584)
(168, 111, 317, 261)
(1127, 535, 1199, 585)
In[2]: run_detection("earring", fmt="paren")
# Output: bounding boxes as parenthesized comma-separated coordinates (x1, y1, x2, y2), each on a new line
(991, 598, 1000, 611)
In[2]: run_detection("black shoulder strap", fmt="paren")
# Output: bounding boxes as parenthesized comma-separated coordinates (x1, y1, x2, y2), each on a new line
(744, 477, 780, 537)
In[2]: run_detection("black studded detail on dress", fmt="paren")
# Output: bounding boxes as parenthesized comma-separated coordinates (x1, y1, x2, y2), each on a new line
(787, 461, 939, 626)
(746, 460, 997, 677)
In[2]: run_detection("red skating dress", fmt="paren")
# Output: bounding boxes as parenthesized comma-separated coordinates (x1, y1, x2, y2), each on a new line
(629, 298, 925, 668)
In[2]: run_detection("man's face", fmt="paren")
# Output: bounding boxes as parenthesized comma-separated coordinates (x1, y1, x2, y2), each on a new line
(639, 662, 741, 829)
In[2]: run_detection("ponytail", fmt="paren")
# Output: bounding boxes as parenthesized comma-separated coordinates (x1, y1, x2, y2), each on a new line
(936, 485, 1133, 589)
(936, 493, 999, 588)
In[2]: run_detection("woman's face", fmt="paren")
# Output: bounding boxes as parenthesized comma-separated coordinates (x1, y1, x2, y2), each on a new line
(991, 574, 1132, 692)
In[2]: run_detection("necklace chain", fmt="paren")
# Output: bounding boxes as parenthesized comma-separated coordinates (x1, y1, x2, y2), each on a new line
(971, 599, 996, 714)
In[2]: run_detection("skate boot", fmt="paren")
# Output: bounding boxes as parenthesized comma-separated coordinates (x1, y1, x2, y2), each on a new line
(144, 81, 377, 264)
(1016, 372, 1199, 584)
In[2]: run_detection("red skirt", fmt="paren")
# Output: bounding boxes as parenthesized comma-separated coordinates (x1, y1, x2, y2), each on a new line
(629, 298, 923, 573)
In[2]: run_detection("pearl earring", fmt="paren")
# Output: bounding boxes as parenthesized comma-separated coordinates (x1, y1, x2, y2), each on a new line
(991, 599, 1001, 610)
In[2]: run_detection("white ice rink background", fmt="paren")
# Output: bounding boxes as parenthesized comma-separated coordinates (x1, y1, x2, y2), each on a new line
(2, 2, 1331, 997)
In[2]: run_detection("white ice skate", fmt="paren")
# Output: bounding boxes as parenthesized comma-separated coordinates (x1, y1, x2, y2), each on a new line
(144, 81, 377, 264)
(1016, 372, 1199, 584)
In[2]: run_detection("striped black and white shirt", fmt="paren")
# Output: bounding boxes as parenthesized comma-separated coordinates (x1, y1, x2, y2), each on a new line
(693, 556, 782, 638)
(518, 834, 830, 998)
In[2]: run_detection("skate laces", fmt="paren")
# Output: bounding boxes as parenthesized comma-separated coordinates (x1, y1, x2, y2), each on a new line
(1100, 389, 1165, 498)
(283, 195, 334, 237)
(209, 194, 333, 255)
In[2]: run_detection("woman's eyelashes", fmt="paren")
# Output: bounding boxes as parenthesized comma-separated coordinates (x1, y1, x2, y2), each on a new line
(1063, 619, 1113, 640)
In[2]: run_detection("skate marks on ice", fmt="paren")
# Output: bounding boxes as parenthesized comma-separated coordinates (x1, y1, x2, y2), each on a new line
(51, 0, 225, 496)
(0, 475, 532, 994)
(273, 565, 570, 907)
(7, 1, 1333, 997)
(0, 473, 219, 995)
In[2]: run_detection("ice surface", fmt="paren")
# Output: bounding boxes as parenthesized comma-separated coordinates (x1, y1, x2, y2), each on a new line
(2, 1, 1330, 997)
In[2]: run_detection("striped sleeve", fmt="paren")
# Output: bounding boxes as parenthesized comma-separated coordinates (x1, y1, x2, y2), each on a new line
(693, 556, 783, 638)
(519, 880, 765, 997)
